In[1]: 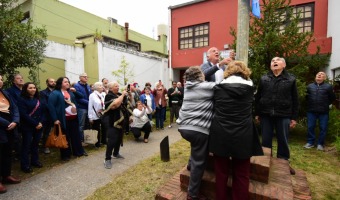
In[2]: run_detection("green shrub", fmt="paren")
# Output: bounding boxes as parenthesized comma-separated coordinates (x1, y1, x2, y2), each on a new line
(327, 107, 340, 143)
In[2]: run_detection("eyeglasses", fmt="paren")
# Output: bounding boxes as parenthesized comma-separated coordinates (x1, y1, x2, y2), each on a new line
(157, 89, 162, 91)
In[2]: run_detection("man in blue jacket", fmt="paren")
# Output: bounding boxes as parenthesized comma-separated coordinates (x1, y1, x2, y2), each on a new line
(304, 72, 336, 151)
(73, 73, 91, 142)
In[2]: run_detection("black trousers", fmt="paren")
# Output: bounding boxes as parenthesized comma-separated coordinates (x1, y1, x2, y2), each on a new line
(0, 133, 14, 178)
(0, 112, 14, 178)
(131, 122, 151, 139)
(103, 116, 123, 160)
(91, 119, 105, 146)
(179, 129, 209, 198)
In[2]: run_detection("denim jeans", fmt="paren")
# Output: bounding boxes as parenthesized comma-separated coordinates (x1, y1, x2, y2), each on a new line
(77, 108, 88, 141)
(155, 107, 166, 129)
(307, 112, 329, 146)
(260, 116, 290, 160)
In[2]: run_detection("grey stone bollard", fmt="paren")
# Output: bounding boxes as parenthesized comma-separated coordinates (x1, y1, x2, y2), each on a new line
(160, 136, 170, 162)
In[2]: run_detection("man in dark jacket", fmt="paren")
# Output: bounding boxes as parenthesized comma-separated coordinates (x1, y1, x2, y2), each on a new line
(167, 81, 182, 128)
(39, 78, 56, 154)
(304, 72, 336, 151)
(255, 57, 299, 175)
(200, 47, 234, 83)
(5, 73, 24, 160)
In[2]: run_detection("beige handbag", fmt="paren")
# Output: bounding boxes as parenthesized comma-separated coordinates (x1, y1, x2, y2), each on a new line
(84, 129, 98, 144)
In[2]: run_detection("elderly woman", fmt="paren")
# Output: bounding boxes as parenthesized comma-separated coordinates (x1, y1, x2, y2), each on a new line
(130, 101, 153, 143)
(102, 82, 127, 169)
(88, 82, 106, 147)
(176, 66, 215, 200)
(0, 75, 21, 194)
(209, 61, 263, 200)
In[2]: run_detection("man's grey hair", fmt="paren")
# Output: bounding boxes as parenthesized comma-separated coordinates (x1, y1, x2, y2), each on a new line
(280, 57, 286, 65)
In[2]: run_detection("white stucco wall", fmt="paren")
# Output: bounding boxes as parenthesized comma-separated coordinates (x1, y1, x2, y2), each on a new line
(97, 42, 170, 89)
(327, 0, 340, 78)
(44, 41, 85, 82)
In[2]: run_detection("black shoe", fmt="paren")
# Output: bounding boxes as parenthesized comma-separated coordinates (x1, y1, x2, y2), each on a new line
(32, 162, 43, 168)
(112, 154, 124, 159)
(61, 157, 70, 161)
(21, 167, 33, 173)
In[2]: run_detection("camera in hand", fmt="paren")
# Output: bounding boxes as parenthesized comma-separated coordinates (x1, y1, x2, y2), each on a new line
(144, 99, 147, 105)
(127, 84, 130, 92)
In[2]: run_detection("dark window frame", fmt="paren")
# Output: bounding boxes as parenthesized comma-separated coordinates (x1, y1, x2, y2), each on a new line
(280, 3, 314, 33)
(178, 23, 209, 50)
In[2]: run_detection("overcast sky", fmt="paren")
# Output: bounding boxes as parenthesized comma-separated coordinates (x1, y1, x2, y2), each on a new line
(59, 0, 192, 39)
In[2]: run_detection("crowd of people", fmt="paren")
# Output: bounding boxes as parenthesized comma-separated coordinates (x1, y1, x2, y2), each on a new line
(0, 72, 184, 193)
(0, 46, 336, 198)
(178, 47, 336, 200)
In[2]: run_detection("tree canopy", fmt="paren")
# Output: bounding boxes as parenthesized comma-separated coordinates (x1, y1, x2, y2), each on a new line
(230, 0, 330, 85)
(0, 0, 47, 86)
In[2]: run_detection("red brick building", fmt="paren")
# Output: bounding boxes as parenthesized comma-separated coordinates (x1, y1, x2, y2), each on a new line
(169, 0, 331, 82)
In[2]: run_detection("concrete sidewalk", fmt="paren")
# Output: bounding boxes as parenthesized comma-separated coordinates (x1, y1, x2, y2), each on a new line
(1, 124, 182, 200)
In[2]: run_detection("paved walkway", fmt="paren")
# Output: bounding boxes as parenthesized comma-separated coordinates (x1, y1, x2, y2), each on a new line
(1, 124, 182, 200)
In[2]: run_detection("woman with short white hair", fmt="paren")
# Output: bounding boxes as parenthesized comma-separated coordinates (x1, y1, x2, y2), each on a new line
(88, 82, 106, 147)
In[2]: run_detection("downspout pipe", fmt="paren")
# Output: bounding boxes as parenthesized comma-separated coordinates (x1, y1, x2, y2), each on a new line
(125, 22, 129, 42)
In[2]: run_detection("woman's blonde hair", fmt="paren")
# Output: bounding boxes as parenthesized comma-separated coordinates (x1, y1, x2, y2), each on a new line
(224, 61, 251, 80)
(184, 66, 205, 82)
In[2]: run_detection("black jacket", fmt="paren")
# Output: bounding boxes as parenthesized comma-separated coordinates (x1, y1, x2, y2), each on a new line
(255, 70, 299, 120)
(306, 82, 335, 113)
(209, 78, 263, 159)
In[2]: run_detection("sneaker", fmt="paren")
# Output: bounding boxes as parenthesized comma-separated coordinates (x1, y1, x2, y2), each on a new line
(168, 125, 172, 128)
(317, 144, 324, 151)
(43, 148, 50, 154)
(104, 160, 112, 169)
(303, 143, 314, 149)
(112, 154, 125, 159)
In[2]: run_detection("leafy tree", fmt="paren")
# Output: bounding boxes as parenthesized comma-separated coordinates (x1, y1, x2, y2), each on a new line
(112, 55, 134, 86)
(0, 0, 47, 87)
(230, 0, 330, 118)
(230, 0, 330, 84)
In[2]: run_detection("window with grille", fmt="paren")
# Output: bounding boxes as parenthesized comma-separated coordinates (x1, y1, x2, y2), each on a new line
(179, 23, 209, 50)
(279, 3, 314, 33)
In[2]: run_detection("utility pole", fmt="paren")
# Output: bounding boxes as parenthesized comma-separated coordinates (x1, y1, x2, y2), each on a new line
(236, 0, 250, 66)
